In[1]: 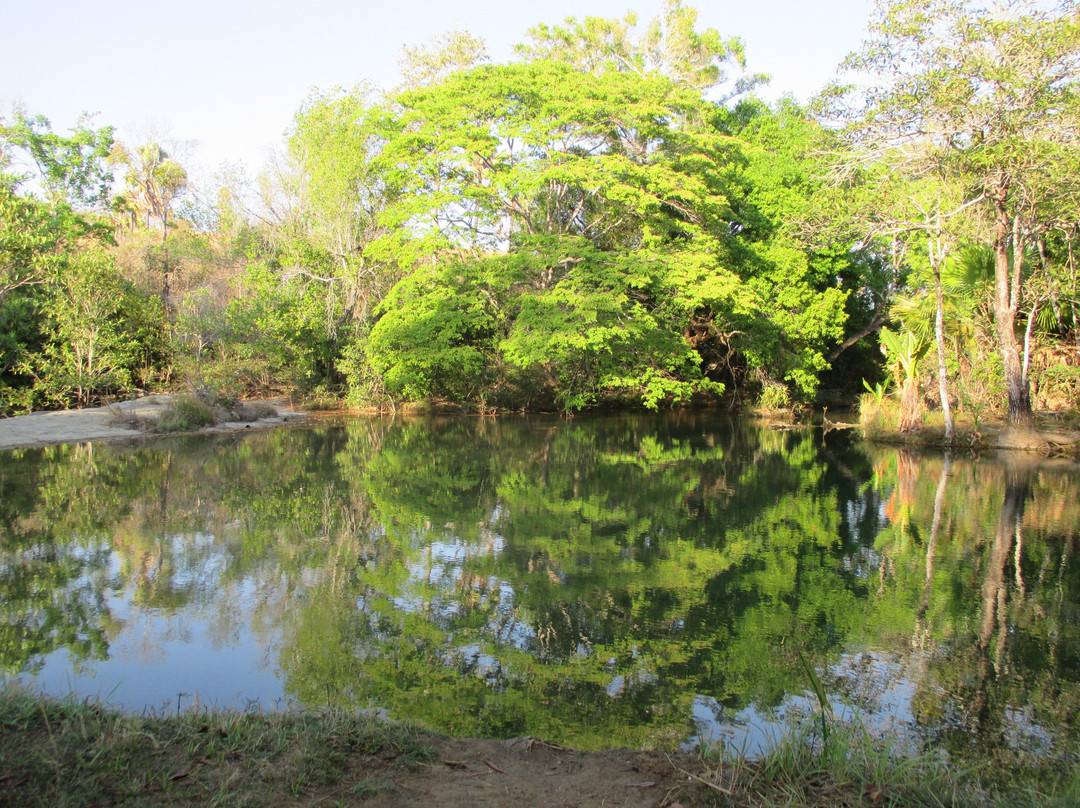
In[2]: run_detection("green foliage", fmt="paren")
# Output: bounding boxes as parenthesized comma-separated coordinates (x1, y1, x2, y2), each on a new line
(28, 249, 168, 407)
(714, 98, 853, 398)
(0, 6, 862, 413)
(14, 5, 1077, 417)
(0, 180, 169, 410)
(217, 262, 343, 394)
(754, 381, 793, 417)
(366, 265, 498, 404)
(0, 183, 90, 301)
(862, 378, 889, 405)
(344, 51, 852, 409)
(497, 241, 722, 411)
(0, 109, 115, 208)
(515, 0, 762, 97)
(367, 58, 729, 263)
(1033, 362, 1080, 410)
(832, 0, 1080, 422)
(878, 327, 925, 385)
(366, 237, 724, 411)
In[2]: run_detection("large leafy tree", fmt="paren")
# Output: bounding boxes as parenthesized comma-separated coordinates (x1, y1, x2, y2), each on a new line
(369, 58, 730, 260)
(360, 57, 743, 409)
(359, 29, 849, 409)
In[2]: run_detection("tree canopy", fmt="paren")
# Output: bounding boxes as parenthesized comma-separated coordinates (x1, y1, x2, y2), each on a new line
(2, 0, 1078, 426)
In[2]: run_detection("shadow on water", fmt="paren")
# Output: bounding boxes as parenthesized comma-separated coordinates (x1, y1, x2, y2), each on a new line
(1, 413, 1078, 766)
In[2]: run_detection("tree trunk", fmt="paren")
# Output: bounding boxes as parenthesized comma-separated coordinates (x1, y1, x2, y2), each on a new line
(930, 234, 954, 441)
(825, 310, 888, 363)
(161, 208, 171, 313)
(898, 376, 922, 433)
(992, 190, 1033, 427)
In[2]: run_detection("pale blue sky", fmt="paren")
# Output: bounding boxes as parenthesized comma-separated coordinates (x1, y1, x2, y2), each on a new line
(2, 1, 873, 175)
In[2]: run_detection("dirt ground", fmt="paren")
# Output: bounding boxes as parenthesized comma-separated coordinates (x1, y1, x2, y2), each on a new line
(329, 735, 711, 808)
(0, 395, 297, 451)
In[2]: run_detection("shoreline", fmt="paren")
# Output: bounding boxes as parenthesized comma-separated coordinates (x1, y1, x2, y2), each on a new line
(3, 397, 1077, 458)
(2, 687, 1060, 808)
(0, 395, 301, 452)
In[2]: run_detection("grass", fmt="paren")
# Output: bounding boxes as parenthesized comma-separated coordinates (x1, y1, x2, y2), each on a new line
(155, 392, 217, 432)
(155, 386, 280, 433)
(692, 717, 1080, 808)
(695, 721, 959, 807)
(753, 382, 799, 423)
(856, 396, 1080, 454)
(106, 386, 282, 435)
(0, 687, 431, 808)
(4, 687, 1078, 808)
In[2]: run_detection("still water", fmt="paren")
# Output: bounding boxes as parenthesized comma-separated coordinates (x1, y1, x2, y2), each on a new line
(1, 413, 1078, 763)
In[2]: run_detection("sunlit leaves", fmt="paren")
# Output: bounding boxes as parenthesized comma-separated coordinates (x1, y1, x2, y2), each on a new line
(366, 236, 723, 410)
(0, 110, 115, 209)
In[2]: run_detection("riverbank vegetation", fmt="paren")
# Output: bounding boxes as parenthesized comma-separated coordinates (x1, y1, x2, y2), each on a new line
(2, 0, 1078, 435)
(3, 687, 1077, 807)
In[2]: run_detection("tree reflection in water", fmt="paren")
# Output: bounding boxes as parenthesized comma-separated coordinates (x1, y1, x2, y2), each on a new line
(1, 415, 1077, 765)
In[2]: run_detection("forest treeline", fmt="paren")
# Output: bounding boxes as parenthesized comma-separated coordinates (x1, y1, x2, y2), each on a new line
(1, 0, 1078, 425)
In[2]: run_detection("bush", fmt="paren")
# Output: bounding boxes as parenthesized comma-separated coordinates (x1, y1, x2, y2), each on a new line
(155, 393, 215, 432)
(152, 382, 279, 433)
(754, 381, 797, 421)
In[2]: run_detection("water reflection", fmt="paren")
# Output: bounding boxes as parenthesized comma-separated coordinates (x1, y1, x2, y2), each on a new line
(1, 414, 1077, 765)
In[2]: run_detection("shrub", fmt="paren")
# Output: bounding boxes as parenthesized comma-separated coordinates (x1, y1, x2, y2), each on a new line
(155, 393, 215, 432)
(754, 381, 797, 421)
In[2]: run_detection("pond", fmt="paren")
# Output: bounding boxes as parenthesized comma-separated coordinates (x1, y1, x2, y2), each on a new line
(1, 413, 1078, 765)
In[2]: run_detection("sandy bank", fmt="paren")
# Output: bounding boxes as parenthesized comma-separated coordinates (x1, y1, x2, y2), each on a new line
(0, 396, 299, 451)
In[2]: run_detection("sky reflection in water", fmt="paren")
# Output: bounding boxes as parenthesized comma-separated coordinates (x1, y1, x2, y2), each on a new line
(1, 414, 1077, 764)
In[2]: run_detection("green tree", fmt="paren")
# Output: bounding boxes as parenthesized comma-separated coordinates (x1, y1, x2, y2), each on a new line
(31, 248, 167, 406)
(366, 238, 723, 411)
(0, 184, 107, 411)
(515, 0, 764, 98)
(217, 261, 342, 394)
(0, 109, 115, 209)
(360, 45, 855, 409)
(0, 187, 63, 306)
(285, 86, 401, 328)
(356, 57, 744, 409)
(115, 142, 188, 308)
(713, 98, 855, 400)
(839, 0, 1080, 427)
